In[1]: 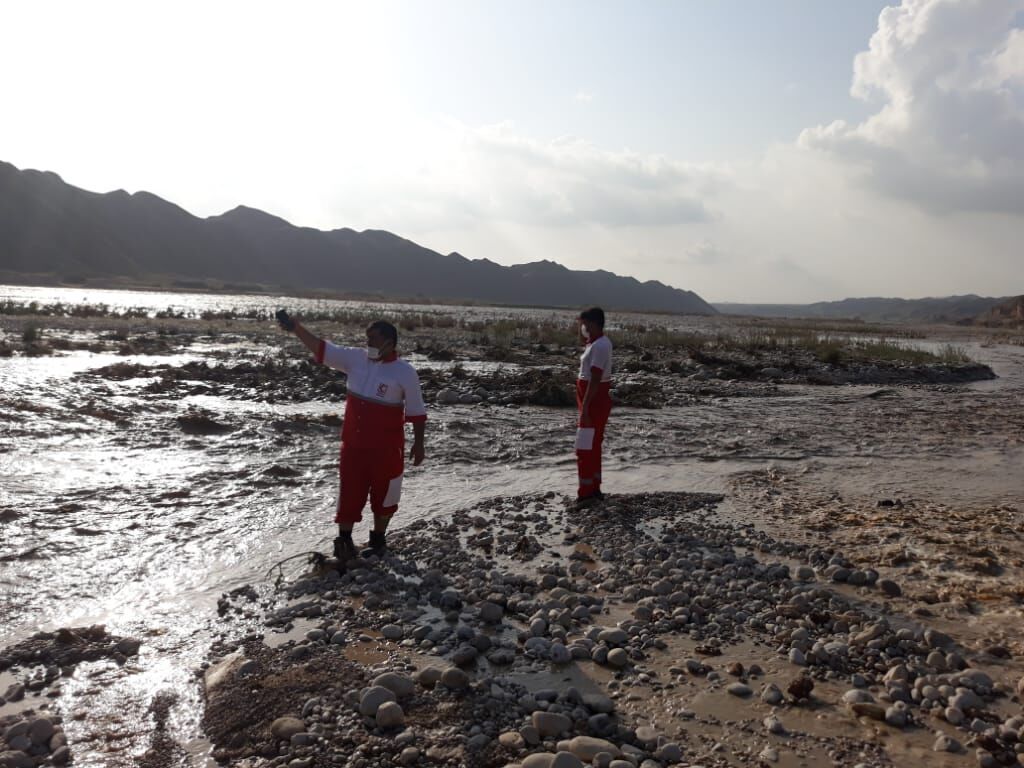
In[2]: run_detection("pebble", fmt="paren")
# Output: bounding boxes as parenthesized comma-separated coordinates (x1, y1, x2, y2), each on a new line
(727, 682, 752, 697)
(380, 624, 404, 640)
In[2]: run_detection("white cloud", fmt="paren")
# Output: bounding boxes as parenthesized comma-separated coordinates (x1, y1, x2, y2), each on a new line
(340, 122, 728, 232)
(800, 0, 1024, 216)
(574, 90, 595, 103)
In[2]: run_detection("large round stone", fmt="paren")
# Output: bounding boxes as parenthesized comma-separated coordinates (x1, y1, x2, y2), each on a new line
(359, 686, 397, 716)
(375, 701, 405, 729)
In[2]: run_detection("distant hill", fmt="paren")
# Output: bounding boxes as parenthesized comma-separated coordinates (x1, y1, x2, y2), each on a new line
(715, 295, 1012, 324)
(973, 295, 1024, 328)
(0, 161, 716, 314)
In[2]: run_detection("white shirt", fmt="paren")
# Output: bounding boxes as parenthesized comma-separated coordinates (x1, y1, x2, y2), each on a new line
(319, 342, 427, 421)
(578, 335, 613, 382)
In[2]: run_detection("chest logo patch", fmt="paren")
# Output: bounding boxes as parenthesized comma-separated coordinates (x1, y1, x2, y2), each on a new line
(376, 383, 389, 397)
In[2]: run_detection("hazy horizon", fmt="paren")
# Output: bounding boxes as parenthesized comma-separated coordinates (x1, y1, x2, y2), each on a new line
(2, 0, 1022, 303)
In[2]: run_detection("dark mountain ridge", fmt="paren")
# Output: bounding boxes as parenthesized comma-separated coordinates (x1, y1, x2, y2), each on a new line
(0, 161, 716, 314)
(715, 294, 1016, 324)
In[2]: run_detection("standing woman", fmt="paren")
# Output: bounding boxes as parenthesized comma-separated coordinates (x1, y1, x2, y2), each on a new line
(575, 307, 613, 507)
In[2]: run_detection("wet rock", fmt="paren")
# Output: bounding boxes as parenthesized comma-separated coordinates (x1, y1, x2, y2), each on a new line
(764, 715, 786, 735)
(934, 734, 962, 753)
(51, 746, 71, 765)
(398, 747, 420, 765)
(381, 624, 404, 640)
(727, 682, 752, 697)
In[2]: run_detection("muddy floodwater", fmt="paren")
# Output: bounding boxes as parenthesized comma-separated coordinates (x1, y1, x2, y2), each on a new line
(1, 286, 1023, 768)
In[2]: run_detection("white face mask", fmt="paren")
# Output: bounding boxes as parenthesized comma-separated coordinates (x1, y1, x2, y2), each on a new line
(581, 324, 590, 339)
(366, 346, 382, 360)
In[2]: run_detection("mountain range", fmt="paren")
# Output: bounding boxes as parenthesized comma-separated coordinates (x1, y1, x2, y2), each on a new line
(714, 295, 1019, 325)
(0, 161, 716, 314)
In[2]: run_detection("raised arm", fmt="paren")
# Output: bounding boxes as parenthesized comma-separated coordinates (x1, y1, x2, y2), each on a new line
(292, 320, 322, 358)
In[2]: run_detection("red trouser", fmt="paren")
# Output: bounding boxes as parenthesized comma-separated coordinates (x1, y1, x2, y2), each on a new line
(336, 441, 405, 524)
(576, 381, 612, 498)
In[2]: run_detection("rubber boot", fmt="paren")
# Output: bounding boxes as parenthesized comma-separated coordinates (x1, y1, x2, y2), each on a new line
(334, 533, 356, 567)
(361, 530, 387, 558)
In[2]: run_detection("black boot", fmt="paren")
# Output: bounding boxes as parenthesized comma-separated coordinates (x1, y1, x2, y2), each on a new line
(334, 533, 356, 567)
(361, 530, 387, 558)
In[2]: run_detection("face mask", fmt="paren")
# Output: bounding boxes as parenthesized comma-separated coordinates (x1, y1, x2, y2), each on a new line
(366, 346, 382, 360)
(581, 324, 590, 339)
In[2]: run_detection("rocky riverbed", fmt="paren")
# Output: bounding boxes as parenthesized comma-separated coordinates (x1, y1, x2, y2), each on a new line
(2, 292, 1023, 767)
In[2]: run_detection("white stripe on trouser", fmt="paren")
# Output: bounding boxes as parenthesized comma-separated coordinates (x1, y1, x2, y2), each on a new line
(383, 475, 403, 507)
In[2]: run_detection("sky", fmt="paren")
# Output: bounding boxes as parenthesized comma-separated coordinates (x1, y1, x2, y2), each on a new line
(1, 0, 1022, 303)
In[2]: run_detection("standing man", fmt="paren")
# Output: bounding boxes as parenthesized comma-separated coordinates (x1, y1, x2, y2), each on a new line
(575, 307, 613, 507)
(277, 310, 427, 563)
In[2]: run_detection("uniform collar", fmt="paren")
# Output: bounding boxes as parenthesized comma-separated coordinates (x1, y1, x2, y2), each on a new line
(587, 331, 604, 342)
(378, 351, 399, 363)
